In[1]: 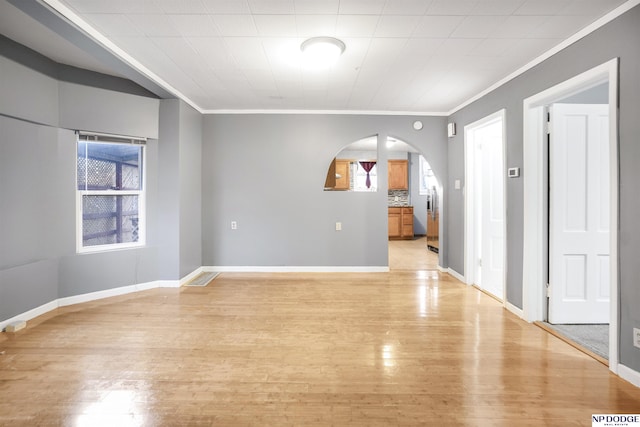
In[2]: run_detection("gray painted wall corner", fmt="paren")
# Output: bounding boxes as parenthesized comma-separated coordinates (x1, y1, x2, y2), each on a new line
(178, 101, 203, 278)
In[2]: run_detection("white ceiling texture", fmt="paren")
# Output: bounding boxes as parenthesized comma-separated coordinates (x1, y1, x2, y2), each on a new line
(0, 0, 632, 114)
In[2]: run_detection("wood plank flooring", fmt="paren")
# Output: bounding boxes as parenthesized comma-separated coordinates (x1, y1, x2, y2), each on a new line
(388, 236, 439, 271)
(1, 247, 639, 425)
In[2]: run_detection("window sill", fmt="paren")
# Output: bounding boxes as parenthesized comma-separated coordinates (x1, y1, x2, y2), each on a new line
(77, 242, 146, 255)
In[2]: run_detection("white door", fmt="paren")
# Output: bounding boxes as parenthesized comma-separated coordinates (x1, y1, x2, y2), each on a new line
(549, 103, 610, 324)
(466, 116, 505, 300)
(478, 122, 505, 299)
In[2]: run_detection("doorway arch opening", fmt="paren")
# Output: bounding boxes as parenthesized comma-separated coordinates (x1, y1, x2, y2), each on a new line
(323, 135, 378, 192)
(385, 135, 443, 272)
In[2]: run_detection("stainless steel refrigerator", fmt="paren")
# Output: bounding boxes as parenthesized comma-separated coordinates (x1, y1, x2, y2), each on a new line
(426, 186, 439, 253)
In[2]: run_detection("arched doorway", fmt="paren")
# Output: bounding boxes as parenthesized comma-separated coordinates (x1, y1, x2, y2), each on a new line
(385, 136, 442, 272)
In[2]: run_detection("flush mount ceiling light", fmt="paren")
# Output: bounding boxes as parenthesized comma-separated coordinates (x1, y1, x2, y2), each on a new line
(300, 37, 345, 69)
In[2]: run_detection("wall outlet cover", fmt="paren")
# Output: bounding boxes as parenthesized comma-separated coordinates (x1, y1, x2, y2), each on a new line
(634, 328, 640, 349)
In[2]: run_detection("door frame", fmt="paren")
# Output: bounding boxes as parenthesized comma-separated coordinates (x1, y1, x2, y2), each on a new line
(521, 58, 618, 373)
(464, 109, 507, 303)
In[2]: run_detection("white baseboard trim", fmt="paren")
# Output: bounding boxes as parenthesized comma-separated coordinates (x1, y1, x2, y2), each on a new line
(1, 273, 193, 331)
(156, 280, 181, 288)
(137, 281, 162, 292)
(59, 283, 141, 307)
(203, 266, 390, 273)
(0, 301, 58, 331)
(618, 364, 640, 388)
(444, 268, 466, 283)
(505, 301, 524, 319)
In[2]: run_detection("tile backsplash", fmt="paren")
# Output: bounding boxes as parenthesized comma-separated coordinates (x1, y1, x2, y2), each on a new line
(388, 190, 410, 206)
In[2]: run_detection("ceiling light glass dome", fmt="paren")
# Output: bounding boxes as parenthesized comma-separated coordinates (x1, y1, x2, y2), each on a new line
(300, 37, 346, 69)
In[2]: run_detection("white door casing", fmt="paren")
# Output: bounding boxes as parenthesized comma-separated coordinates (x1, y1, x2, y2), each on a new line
(522, 58, 619, 373)
(464, 110, 506, 302)
(480, 121, 505, 300)
(548, 103, 610, 324)
(473, 140, 483, 287)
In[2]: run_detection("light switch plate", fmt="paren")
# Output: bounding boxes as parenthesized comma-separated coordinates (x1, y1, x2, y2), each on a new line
(454, 179, 461, 190)
(335, 222, 342, 231)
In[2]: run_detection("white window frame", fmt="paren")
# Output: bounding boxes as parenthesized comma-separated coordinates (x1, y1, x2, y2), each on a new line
(76, 133, 146, 253)
(418, 155, 432, 195)
(352, 160, 378, 192)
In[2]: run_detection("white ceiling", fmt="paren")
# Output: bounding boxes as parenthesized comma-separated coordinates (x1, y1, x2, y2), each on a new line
(0, 0, 630, 113)
(348, 136, 417, 153)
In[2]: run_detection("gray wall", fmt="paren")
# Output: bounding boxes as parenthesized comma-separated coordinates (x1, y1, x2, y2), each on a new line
(447, 5, 640, 371)
(59, 81, 159, 138)
(0, 55, 58, 126)
(157, 100, 181, 279)
(0, 107, 162, 312)
(0, 117, 61, 316)
(178, 101, 203, 277)
(0, 48, 164, 320)
(157, 99, 203, 280)
(202, 114, 447, 268)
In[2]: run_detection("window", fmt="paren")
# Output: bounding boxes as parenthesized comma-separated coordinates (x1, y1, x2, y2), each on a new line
(351, 161, 378, 192)
(419, 155, 435, 195)
(76, 134, 145, 252)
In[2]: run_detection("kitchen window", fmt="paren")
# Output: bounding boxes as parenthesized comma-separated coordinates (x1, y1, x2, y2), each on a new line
(419, 155, 435, 195)
(76, 133, 145, 252)
(352, 161, 378, 192)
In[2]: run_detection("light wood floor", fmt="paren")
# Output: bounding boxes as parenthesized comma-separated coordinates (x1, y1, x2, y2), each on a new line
(1, 253, 639, 425)
(389, 236, 439, 271)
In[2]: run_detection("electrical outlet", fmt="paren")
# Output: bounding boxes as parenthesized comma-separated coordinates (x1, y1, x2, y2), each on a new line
(335, 222, 342, 231)
(634, 328, 640, 349)
(231, 221, 237, 230)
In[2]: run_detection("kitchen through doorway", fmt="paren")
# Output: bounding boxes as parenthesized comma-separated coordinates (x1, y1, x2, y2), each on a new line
(386, 137, 441, 272)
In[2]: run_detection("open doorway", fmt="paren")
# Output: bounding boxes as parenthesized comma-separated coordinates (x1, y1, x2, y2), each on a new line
(386, 137, 442, 272)
(522, 59, 618, 370)
(464, 110, 506, 302)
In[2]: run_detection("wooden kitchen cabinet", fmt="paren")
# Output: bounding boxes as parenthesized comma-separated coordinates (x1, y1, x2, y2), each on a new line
(324, 158, 350, 190)
(334, 160, 350, 190)
(388, 160, 408, 190)
(388, 206, 413, 239)
(324, 158, 336, 189)
(388, 207, 402, 238)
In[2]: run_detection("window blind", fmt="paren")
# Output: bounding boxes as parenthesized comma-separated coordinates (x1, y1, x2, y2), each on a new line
(76, 131, 146, 145)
